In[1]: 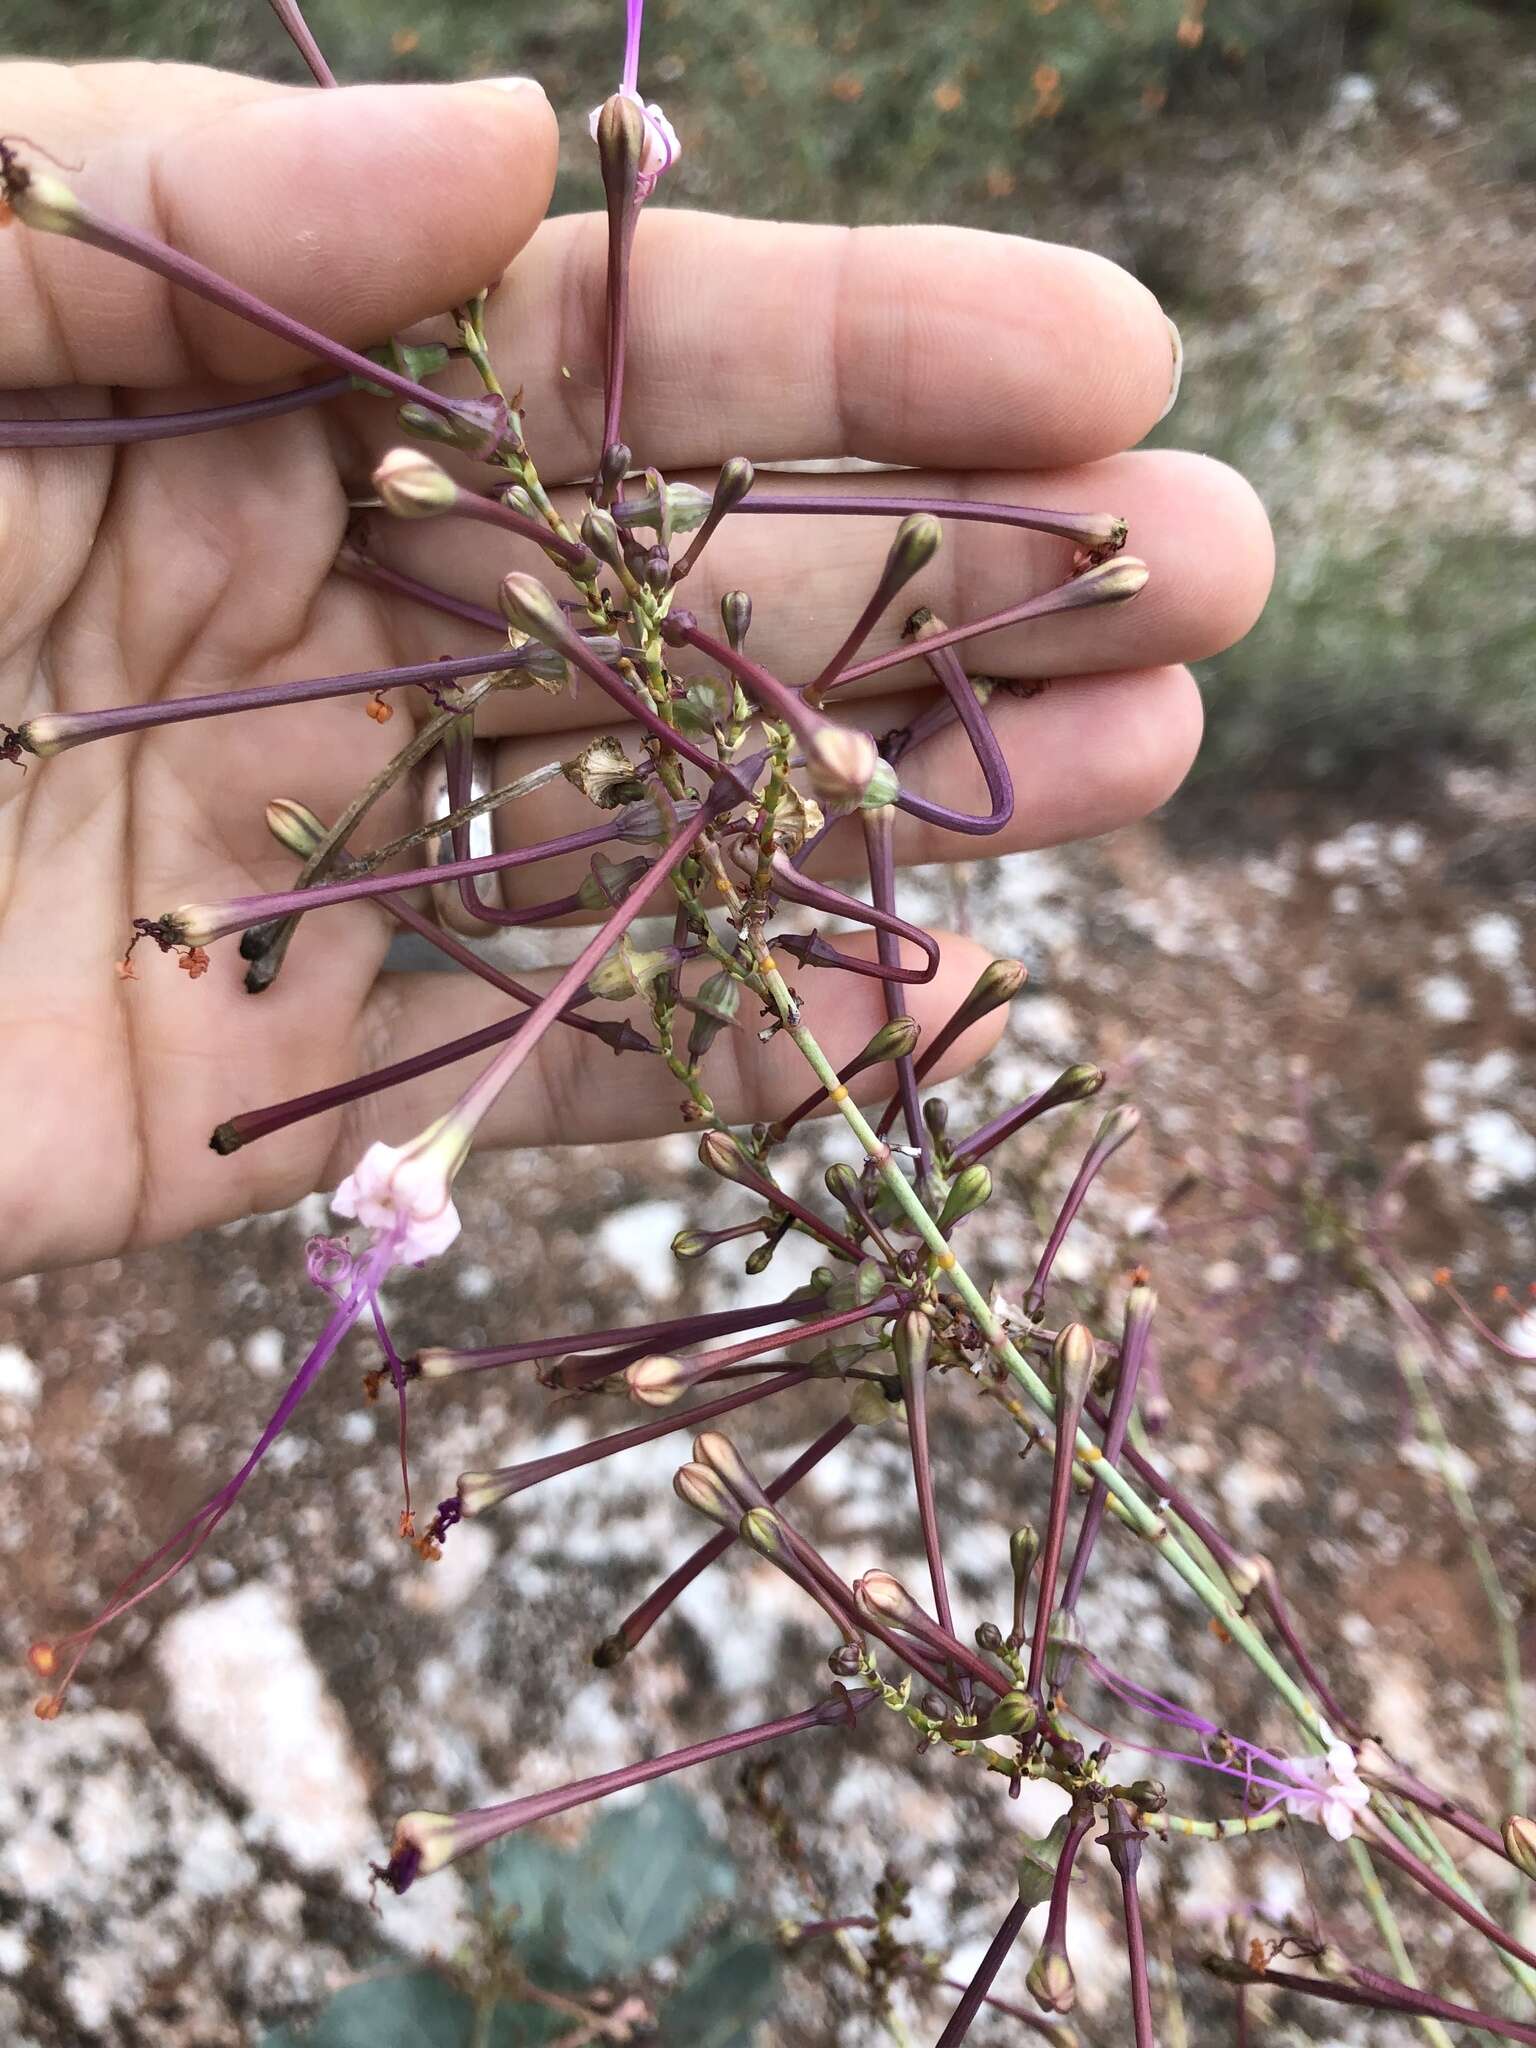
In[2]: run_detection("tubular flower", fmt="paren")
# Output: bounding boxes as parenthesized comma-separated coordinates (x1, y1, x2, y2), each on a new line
(587, 86, 679, 199)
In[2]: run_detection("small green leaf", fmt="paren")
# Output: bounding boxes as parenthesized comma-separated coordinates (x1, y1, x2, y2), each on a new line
(561, 1786, 736, 1978)
(658, 1936, 780, 2048)
(261, 1970, 473, 2048)
(486, 1834, 575, 1977)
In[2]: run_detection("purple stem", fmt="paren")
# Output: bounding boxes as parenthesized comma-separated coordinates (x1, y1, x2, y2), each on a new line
(385, 1689, 874, 1890)
(1242, 1964, 1536, 2044)
(334, 550, 508, 635)
(824, 562, 1143, 695)
(951, 1072, 1105, 1169)
(862, 810, 927, 1164)
(414, 1294, 825, 1383)
(186, 819, 620, 943)
(268, 0, 337, 86)
(934, 1893, 1032, 2048)
(17, 648, 523, 756)
(1362, 1821, 1536, 1972)
(898, 1335, 964, 1706)
(0, 374, 350, 447)
(894, 635, 1015, 838)
(1061, 1292, 1153, 1612)
(598, 1418, 856, 1662)
(770, 857, 939, 985)
(928, 1973, 1072, 2041)
(453, 488, 593, 572)
(630, 1297, 898, 1403)
(1026, 1356, 1090, 1698)
(774, 930, 932, 986)
(1362, 1762, 1506, 1863)
(458, 1369, 814, 1511)
(50, 189, 479, 424)
(1025, 1111, 1139, 1314)
(1104, 1802, 1156, 2048)
(715, 491, 1126, 555)
(596, 101, 640, 470)
(210, 989, 640, 1156)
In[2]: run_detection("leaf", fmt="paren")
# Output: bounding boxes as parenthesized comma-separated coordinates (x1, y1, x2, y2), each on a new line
(260, 1970, 474, 2048)
(657, 1936, 780, 2048)
(486, 1834, 576, 1978)
(561, 1786, 737, 1979)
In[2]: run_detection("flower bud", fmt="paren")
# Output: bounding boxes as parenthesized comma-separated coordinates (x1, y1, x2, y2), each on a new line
(373, 446, 457, 518)
(805, 724, 881, 805)
(862, 1015, 922, 1066)
(8, 167, 84, 237)
(976, 1690, 1037, 1740)
(626, 1354, 684, 1407)
(828, 1643, 865, 1678)
(673, 1461, 737, 1528)
(743, 1242, 777, 1277)
(923, 1097, 949, 1141)
(1010, 1525, 1041, 1585)
(698, 1130, 758, 1189)
(886, 512, 943, 583)
(1051, 1322, 1097, 1404)
(953, 958, 1028, 1031)
(499, 571, 574, 646)
(687, 971, 742, 1061)
(739, 1507, 791, 1562)
(562, 735, 646, 808)
(595, 88, 648, 191)
(580, 505, 629, 577)
(1056, 1063, 1107, 1103)
(691, 1431, 769, 1511)
(721, 589, 753, 650)
(893, 1309, 933, 1380)
(1026, 1945, 1077, 2015)
(937, 1163, 993, 1233)
(975, 1620, 1005, 1654)
(597, 441, 632, 500)
(1128, 1778, 1168, 1814)
(381, 1809, 460, 1893)
(853, 1570, 928, 1632)
(1505, 1814, 1536, 1880)
(265, 797, 327, 861)
(1073, 554, 1148, 604)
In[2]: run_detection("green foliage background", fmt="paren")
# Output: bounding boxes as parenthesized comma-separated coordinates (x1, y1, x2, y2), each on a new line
(4, 0, 1534, 782)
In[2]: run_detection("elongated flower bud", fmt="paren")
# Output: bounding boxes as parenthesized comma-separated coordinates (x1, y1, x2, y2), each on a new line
(1026, 1945, 1077, 2015)
(674, 1461, 737, 1528)
(499, 571, 575, 646)
(937, 1163, 993, 1232)
(722, 590, 753, 650)
(265, 797, 326, 860)
(698, 1130, 758, 1189)
(739, 1507, 792, 1562)
(1505, 1815, 1536, 1880)
(691, 1431, 770, 1512)
(1008, 1523, 1039, 1646)
(687, 971, 742, 1061)
(6, 167, 84, 236)
(580, 505, 629, 578)
(805, 725, 881, 805)
(892, 1308, 932, 1379)
(1051, 1322, 1096, 1404)
(373, 446, 457, 518)
(627, 1355, 685, 1407)
(853, 1570, 929, 1632)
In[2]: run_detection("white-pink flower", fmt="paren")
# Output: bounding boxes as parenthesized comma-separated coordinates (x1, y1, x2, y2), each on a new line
(332, 1134, 462, 1266)
(587, 85, 680, 199)
(1281, 1735, 1371, 1841)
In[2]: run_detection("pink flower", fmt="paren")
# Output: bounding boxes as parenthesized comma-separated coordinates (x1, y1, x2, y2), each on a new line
(1281, 1735, 1372, 1841)
(332, 1129, 463, 1266)
(587, 85, 680, 199)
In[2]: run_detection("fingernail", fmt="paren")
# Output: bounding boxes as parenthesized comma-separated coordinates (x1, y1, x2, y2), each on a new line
(481, 76, 546, 95)
(1157, 317, 1183, 422)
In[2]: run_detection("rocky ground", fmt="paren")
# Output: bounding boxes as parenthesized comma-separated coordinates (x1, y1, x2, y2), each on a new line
(2, 753, 1532, 2047)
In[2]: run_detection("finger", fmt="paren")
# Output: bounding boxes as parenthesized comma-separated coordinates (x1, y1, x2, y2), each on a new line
(328, 928, 1008, 1173)
(352, 450, 1269, 736)
(460, 209, 1179, 477)
(0, 62, 557, 386)
(417, 663, 1201, 922)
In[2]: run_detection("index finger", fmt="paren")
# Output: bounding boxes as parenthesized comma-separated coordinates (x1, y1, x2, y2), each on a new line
(481, 208, 1180, 478)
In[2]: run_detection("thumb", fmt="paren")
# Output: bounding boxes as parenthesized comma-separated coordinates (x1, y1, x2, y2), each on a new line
(0, 62, 559, 388)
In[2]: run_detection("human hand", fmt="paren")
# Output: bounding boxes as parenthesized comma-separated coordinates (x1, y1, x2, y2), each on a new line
(0, 60, 1272, 1279)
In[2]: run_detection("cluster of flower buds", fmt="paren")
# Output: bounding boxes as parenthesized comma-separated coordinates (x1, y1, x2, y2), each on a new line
(7, 3, 1532, 2042)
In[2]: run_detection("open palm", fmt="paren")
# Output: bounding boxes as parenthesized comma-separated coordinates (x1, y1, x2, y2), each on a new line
(0, 59, 1272, 1280)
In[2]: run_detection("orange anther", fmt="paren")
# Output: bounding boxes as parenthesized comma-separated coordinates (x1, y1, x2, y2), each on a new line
(27, 1641, 57, 1678)
(1432, 1267, 1451, 1287)
(366, 693, 394, 723)
(178, 946, 210, 980)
